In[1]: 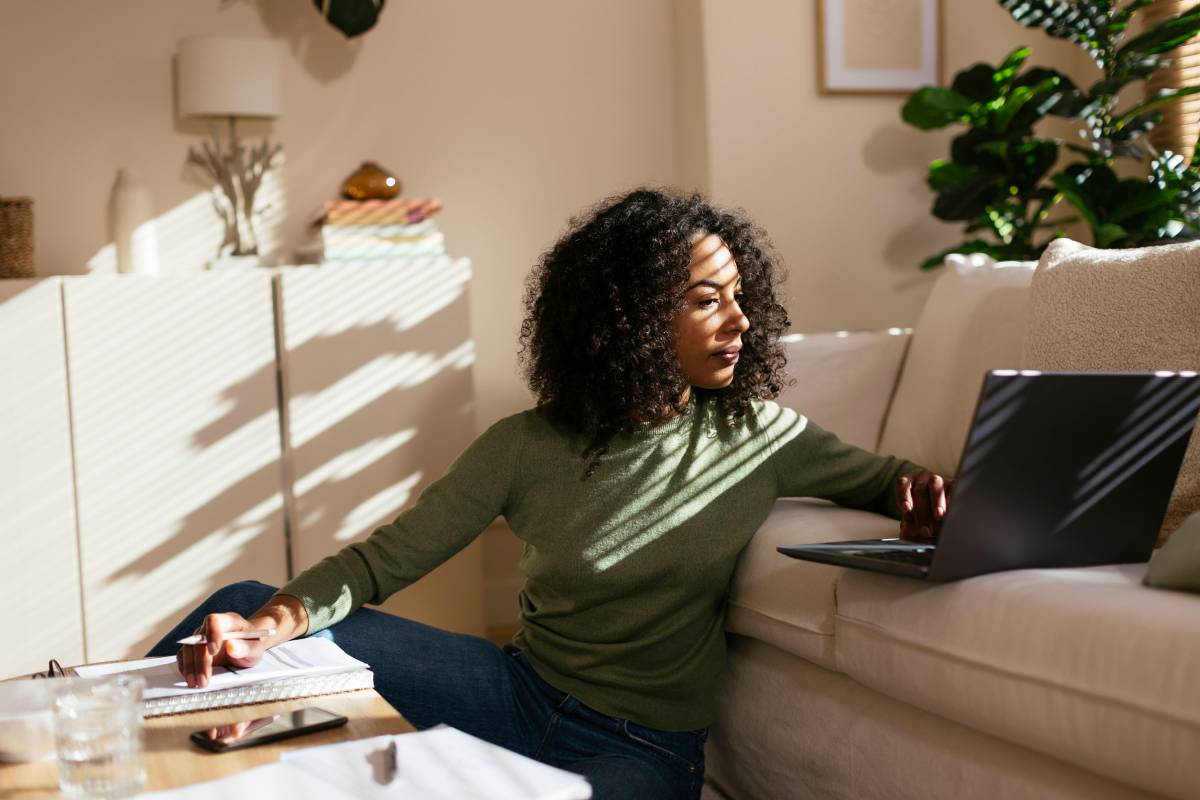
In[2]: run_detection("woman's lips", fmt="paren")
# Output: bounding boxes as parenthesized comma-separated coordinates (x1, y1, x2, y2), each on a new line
(711, 348, 740, 366)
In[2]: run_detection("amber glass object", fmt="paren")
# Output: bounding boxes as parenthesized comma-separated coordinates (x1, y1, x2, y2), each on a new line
(341, 162, 401, 200)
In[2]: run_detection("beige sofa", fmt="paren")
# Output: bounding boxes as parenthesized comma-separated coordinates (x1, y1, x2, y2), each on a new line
(705, 241, 1200, 800)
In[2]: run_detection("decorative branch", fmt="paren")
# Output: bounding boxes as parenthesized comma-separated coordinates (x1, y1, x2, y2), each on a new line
(186, 125, 282, 257)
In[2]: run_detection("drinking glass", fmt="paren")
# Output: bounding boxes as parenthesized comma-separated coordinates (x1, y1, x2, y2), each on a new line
(53, 675, 146, 799)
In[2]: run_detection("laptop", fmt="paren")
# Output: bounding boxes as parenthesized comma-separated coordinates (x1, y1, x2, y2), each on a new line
(778, 371, 1200, 581)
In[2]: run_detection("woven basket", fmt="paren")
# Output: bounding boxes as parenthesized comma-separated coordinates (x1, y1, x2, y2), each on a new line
(0, 197, 35, 279)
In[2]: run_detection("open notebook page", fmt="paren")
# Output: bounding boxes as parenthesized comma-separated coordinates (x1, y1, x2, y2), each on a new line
(73, 638, 369, 700)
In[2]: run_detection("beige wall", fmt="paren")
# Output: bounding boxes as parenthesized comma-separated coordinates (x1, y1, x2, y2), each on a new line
(698, 0, 1087, 334)
(0, 0, 680, 432)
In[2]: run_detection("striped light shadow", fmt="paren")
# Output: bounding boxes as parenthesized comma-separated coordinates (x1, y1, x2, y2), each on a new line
(588, 434, 782, 571)
(946, 373, 1034, 483)
(294, 429, 418, 496)
(0, 280, 86, 674)
(332, 472, 425, 543)
(1074, 377, 1197, 487)
(584, 405, 794, 569)
(63, 273, 287, 660)
(1055, 382, 1200, 534)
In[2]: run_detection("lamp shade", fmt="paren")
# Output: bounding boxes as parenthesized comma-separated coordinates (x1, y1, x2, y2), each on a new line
(177, 35, 282, 119)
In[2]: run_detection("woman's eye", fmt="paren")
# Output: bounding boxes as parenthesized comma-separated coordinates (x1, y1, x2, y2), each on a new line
(698, 297, 718, 308)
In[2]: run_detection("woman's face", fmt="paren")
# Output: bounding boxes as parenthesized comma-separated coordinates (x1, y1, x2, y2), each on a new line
(671, 233, 750, 392)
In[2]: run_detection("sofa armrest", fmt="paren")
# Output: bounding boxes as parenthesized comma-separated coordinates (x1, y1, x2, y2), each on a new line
(776, 329, 911, 452)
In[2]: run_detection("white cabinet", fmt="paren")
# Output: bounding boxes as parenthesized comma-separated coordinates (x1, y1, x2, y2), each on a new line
(0, 264, 482, 678)
(62, 273, 288, 663)
(0, 279, 85, 677)
(276, 258, 482, 635)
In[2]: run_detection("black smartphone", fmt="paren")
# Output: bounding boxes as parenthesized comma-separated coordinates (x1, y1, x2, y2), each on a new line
(189, 706, 348, 753)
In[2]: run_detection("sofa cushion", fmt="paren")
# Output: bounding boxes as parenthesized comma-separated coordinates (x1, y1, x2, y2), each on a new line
(1022, 237, 1200, 543)
(726, 499, 896, 671)
(876, 254, 1036, 474)
(834, 564, 1200, 800)
(776, 330, 911, 452)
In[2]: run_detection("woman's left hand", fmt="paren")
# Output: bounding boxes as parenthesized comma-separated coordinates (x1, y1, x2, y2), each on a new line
(896, 470, 954, 542)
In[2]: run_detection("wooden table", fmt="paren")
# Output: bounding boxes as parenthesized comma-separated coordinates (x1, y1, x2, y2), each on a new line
(0, 690, 413, 797)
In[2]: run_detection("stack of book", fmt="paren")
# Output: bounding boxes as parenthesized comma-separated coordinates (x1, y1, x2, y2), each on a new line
(318, 198, 446, 264)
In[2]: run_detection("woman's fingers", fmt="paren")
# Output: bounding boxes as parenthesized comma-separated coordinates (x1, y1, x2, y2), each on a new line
(910, 472, 933, 539)
(898, 471, 955, 541)
(897, 475, 914, 538)
(930, 473, 947, 521)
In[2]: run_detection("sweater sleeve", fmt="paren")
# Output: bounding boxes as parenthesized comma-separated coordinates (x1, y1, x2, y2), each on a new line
(768, 405, 924, 518)
(273, 413, 524, 633)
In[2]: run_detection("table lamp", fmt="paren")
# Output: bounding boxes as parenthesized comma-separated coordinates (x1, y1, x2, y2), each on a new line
(177, 35, 283, 260)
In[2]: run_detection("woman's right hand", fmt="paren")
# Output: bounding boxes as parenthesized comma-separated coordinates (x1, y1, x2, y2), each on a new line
(177, 612, 270, 689)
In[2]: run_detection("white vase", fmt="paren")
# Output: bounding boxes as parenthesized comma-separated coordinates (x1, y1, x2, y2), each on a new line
(111, 168, 160, 275)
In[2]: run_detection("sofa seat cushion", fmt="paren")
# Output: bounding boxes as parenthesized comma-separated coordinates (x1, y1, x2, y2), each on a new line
(726, 499, 897, 671)
(834, 564, 1200, 800)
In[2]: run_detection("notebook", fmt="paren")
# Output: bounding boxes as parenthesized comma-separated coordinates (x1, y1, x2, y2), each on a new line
(72, 638, 373, 717)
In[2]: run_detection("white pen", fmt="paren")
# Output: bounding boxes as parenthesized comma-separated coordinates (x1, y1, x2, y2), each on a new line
(176, 628, 276, 646)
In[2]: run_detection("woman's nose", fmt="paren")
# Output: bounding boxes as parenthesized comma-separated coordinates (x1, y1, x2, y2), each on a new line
(726, 302, 750, 333)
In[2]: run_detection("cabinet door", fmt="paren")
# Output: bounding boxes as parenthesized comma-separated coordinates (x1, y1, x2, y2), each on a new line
(0, 279, 85, 678)
(63, 274, 288, 661)
(276, 259, 483, 634)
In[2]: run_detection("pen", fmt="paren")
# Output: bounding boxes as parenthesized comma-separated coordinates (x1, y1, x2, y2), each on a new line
(176, 628, 276, 646)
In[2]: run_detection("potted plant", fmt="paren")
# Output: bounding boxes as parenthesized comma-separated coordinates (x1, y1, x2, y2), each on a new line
(902, 0, 1200, 268)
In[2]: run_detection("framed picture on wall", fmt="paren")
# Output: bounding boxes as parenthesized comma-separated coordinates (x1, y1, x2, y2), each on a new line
(817, 0, 943, 94)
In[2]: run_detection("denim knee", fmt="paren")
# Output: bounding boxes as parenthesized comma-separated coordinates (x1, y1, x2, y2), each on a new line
(200, 580, 278, 617)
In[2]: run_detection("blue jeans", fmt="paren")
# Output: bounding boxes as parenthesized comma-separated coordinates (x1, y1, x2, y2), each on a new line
(149, 581, 706, 799)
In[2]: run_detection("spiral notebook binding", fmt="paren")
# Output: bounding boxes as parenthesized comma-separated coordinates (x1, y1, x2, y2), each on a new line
(142, 669, 374, 717)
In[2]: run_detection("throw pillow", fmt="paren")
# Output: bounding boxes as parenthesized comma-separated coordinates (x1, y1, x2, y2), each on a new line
(1145, 510, 1200, 591)
(876, 253, 1037, 475)
(1022, 238, 1200, 545)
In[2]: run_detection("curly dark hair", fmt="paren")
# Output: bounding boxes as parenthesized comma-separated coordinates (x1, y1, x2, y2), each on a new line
(519, 187, 791, 455)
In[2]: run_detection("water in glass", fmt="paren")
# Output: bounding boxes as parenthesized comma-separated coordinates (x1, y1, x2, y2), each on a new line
(54, 675, 146, 799)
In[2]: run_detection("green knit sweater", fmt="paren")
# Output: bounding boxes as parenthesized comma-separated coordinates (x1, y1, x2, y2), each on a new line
(276, 396, 921, 731)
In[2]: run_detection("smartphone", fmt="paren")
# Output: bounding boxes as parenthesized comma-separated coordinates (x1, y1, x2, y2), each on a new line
(189, 706, 348, 753)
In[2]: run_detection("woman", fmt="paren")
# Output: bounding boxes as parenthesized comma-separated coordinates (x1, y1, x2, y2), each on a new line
(151, 188, 950, 799)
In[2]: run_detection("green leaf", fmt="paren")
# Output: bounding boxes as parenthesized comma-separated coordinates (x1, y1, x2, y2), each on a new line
(1011, 139, 1060, 190)
(1117, 5, 1200, 61)
(1013, 68, 1086, 120)
(932, 175, 1003, 221)
(1095, 222, 1129, 247)
(1052, 172, 1102, 229)
(1109, 181, 1176, 222)
(928, 160, 981, 190)
(1113, 0, 1155, 27)
(994, 75, 1061, 132)
(951, 64, 999, 102)
(951, 128, 1008, 172)
(901, 86, 976, 129)
(995, 47, 1033, 88)
(999, 0, 1109, 67)
(1035, 215, 1081, 227)
(1116, 85, 1200, 126)
(1111, 112, 1161, 146)
(313, 0, 385, 38)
